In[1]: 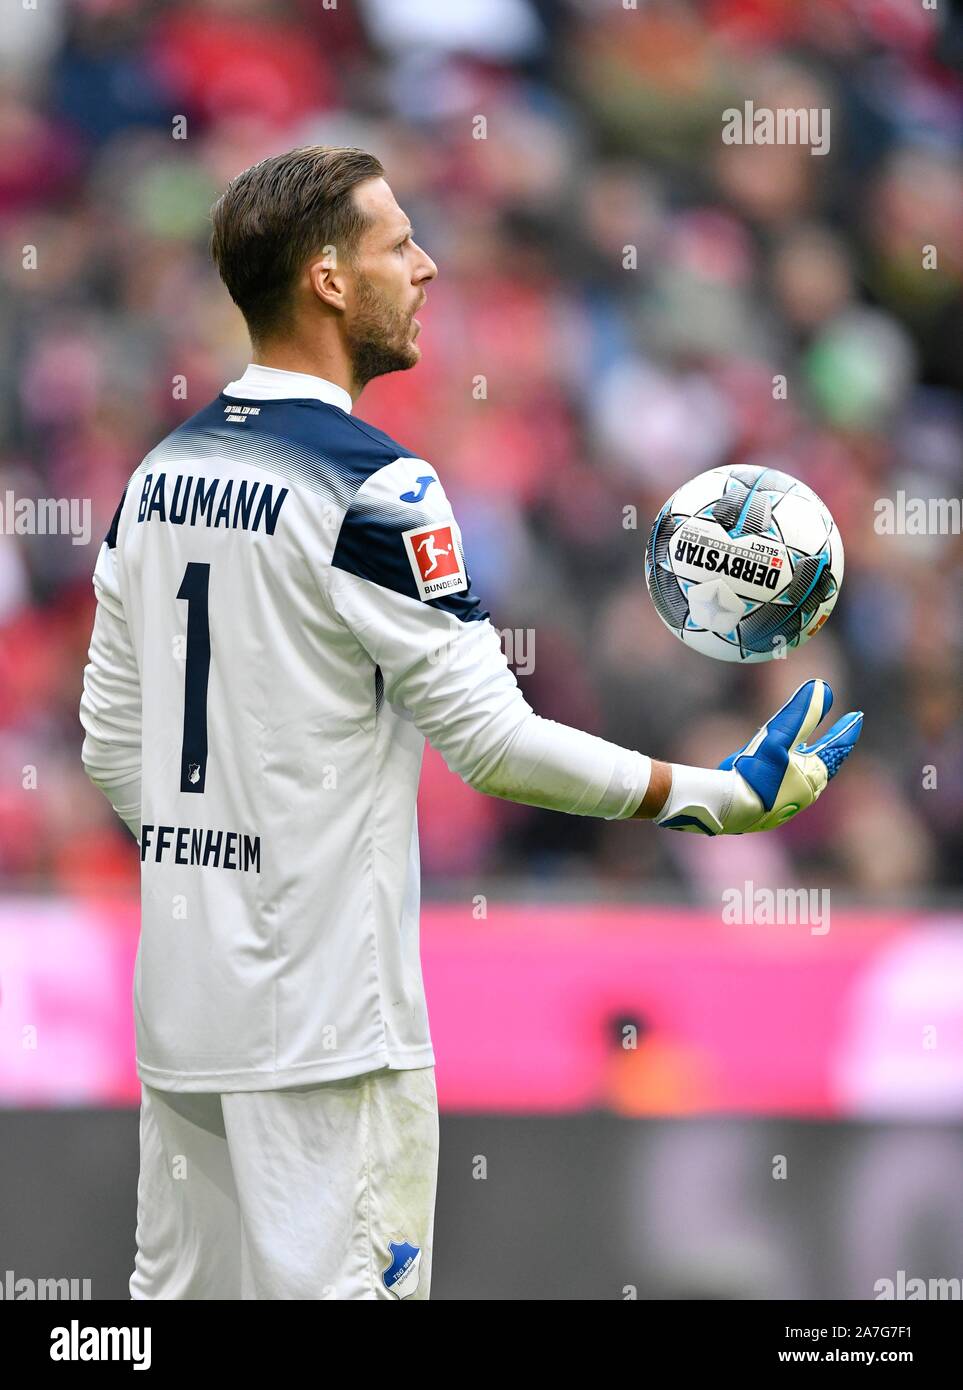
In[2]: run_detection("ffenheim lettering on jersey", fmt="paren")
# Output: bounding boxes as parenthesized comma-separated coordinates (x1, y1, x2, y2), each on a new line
(136, 472, 289, 534)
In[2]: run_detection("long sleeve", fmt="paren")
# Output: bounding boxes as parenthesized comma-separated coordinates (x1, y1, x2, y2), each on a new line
(326, 456, 652, 820)
(79, 535, 143, 839)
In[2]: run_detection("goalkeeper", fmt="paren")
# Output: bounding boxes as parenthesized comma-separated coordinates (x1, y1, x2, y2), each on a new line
(80, 145, 862, 1302)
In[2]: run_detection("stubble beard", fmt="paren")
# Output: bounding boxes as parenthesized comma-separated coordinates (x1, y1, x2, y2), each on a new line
(346, 275, 420, 390)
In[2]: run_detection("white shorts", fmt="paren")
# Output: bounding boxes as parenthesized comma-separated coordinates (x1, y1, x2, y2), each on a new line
(129, 1065, 439, 1300)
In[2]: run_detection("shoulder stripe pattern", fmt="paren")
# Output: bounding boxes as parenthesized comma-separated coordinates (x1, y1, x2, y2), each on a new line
(137, 397, 400, 510)
(332, 491, 489, 623)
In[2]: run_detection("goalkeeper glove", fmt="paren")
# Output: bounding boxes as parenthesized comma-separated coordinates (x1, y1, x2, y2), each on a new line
(656, 678, 863, 835)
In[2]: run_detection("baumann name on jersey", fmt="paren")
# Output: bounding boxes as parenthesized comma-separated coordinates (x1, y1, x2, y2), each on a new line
(136, 472, 289, 534)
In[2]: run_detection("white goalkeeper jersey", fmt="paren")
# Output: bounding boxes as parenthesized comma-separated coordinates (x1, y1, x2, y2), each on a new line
(80, 364, 651, 1093)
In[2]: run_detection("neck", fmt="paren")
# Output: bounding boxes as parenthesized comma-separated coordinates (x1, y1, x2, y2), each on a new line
(251, 337, 361, 404)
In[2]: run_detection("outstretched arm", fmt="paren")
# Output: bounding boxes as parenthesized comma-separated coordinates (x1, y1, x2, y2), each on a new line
(326, 457, 862, 835)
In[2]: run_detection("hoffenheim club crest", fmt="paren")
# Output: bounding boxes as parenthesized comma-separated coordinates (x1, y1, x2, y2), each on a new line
(382, 1240, 421, 1298)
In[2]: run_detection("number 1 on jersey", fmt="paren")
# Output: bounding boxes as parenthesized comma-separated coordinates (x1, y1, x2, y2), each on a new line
(177, 562, 211, 794)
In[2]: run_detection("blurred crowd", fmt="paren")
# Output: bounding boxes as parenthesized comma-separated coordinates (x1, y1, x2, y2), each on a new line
(0, 0, 960, 902)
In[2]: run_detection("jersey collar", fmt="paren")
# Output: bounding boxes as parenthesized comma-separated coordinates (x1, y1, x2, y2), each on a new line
(223, 363, 352, 415)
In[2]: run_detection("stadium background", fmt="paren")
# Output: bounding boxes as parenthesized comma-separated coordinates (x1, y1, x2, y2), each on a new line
(1, 0, 961, 1299)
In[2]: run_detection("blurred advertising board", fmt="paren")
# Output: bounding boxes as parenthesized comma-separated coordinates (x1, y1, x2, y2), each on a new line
(1, 899, 961, 1116)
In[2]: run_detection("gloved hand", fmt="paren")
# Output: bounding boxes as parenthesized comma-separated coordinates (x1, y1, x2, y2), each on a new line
(656, 679, 863, 835)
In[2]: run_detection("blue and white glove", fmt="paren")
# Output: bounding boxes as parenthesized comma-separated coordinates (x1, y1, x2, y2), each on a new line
(656, 679, 863, 835)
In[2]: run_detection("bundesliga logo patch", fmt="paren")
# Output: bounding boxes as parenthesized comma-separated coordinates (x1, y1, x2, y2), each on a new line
(401, 522, 468, 601)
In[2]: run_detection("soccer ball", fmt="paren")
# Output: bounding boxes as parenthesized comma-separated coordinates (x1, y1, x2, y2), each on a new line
(644, 464, 843, 663)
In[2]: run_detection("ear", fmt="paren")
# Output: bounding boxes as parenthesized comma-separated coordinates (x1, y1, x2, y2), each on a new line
(306, 246, 348, 312)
